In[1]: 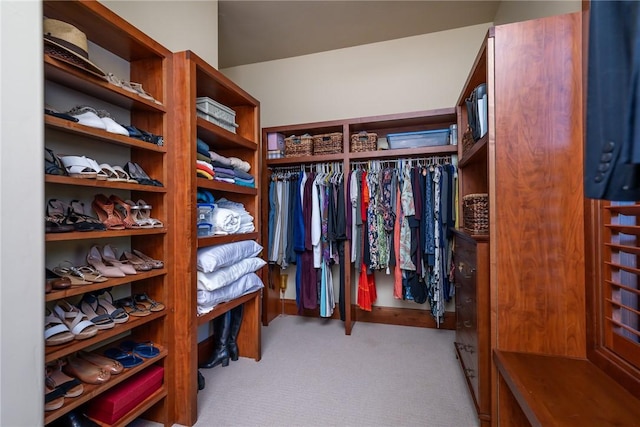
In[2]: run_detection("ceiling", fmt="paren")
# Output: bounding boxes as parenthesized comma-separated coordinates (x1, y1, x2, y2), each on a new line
(218, 1, 502, 69)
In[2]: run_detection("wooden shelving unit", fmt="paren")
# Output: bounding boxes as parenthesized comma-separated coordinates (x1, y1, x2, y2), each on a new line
(171, 50, 262, 427)
(43, 1, 173, 425)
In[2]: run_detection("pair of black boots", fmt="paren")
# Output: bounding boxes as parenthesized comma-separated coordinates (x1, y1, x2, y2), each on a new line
(199, 305, 243, 369)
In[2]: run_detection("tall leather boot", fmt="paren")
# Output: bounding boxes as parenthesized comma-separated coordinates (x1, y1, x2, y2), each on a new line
(199, 312, 230, 369)
(227, 304, 244, 361)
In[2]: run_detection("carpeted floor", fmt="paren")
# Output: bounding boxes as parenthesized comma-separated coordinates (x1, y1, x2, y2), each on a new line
(191, 315, 478, 427)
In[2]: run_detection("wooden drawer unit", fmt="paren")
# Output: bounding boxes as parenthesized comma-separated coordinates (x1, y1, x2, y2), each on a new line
(453, 230, 490, 427)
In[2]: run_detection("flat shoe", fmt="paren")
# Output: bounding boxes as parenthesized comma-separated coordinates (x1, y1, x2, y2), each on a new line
(134, 293, 165, 312)
(120, 340, 160, 358)
(78, 351, 123, 375)
(63, 355, 111, 385)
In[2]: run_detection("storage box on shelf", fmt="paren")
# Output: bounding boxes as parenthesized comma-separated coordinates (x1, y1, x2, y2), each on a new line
(171, 50, 262, 427)
(42, 1, 172, 425)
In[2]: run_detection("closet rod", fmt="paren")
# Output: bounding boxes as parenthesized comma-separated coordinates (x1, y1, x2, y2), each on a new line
(350, 155, 453, 169)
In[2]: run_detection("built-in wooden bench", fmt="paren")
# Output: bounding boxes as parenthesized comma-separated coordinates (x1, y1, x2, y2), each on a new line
(494, 350, 640, 427)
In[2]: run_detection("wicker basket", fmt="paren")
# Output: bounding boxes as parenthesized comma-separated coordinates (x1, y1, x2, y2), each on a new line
(462, 126, 475, 154)
(284, 134, 313, 157)
(350, 131, 378, 153)
(463, 193, 489, 234)
(313, 132, 343, 155)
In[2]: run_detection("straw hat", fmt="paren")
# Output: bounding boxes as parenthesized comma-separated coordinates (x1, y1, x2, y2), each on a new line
(43, 18, 106, 79)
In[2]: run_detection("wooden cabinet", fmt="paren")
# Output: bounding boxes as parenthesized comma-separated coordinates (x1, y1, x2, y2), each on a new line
(171, 50, 262, 427)
(453, 230, 489, 426)
(262, 109, 458, 335)
(454, 12, 585, 426)
(43, 1, 172, 425)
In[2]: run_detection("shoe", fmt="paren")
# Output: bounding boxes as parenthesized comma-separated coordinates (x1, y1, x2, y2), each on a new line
(45, 308, 75, 346)
(114, 296, 150, 317)
(101, 244, 137, 275)
(45, 104, 79, 123)
(48, 410, 100, 427)
(95, 109, 129, 136)
(66, 200, 107, 231)
(197, 370, 205, 391)
(199, 312, 231, 369)
(132, 249, 164, 269)
(51, 262, 92, 286)
(227, 305, 244, 361)
(98, 163, 126, 182)
(65, 105, 106, 130)
(63, 355, 111, 385)
(103, 348, 143, 368)
(136, 199, 164, 228)
(134, 293, 165, 311)
(78, 293, 115, 330)
(86, 245, 125, 278)
(124, 162, 163, 187)
(46, 360, 84, 398)
(91, 194, 125, 230)
(53, 300, 99, 340)
(73, 265, 108, 283)
(45, 379, 65, 411)
(78, 351, 123, 375)
(59, 155, 105, 179)
(121, 251, 153, 270)
(95, 289, 129, 323)
(109, 195, 142, 230)
(111, 165, 137, 183)
(45, 148, 68, 176)
(46, 268, 72, 290)
(120, 340, 160, 358)
(45, 199, 74, 233)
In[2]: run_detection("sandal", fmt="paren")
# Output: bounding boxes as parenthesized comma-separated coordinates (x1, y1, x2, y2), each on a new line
(115, 296, 150, 317)
(53, 300, 99, 340)
(123, 200, 154, 229)
(91, 194, 125, 230)
(66, 200, 107, 231)
(124, 162, 163, 187)
(103, 348, 143, 368)
(45, 148, 67, 176)
(45, 199, 74, 233)
(79, 294, 115, 330)
(134, 293, 165, 312)
(47, 360, 84, 398)
(99, 163, 127, 182)
(120, 250, 153, 271)
(75, 265, 108, 283)
(59, 155, 105, 179)
(45, 308, 75, 346)
(136, 199, 164, 228)
(46, 268, 72, 291)
(86, 245, 125, 278)
(120, 340, 160, 358)
(45, 379, 65, 411)
(109, 195, 143, 230)
(52, 262, 92, 286)
(95, 289, 130, 323)
(112, 165, 138, 183)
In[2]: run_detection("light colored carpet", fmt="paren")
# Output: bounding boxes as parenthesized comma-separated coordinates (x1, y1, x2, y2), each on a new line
(193, 315, 478, 427)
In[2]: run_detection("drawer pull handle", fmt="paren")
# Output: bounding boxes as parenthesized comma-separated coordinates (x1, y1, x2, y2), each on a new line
(463, 320, 472, 328)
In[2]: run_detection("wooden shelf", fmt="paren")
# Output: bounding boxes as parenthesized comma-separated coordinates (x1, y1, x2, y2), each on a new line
(44, 57, 166, 113)
(197, 289, 261, 326)
(44, 349, 167, 425)
(45, 174, 167, 192)
(45, 269, 167, 302)
(45, 311, 166, 362)
(46, 228, 166, 242)
(458, 134, 488, 167)
(197, 232, 260, 248)
(197, 117, 257, 150)
(196, 178, 257, 195)
(45, 115, 166, 153)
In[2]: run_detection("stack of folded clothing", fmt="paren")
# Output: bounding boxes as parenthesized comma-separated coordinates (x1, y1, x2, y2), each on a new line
(196, 138, 214, 180)
(209, 151, 255, 188)
(216, 198, 255, 233)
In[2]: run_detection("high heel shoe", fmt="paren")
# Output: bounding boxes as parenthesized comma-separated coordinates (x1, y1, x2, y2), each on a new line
(136, 199, 164, 228)
(101, 244, 137, 275)
(109, 195, 142, 229)
(87, 245, 125, 278)
(120, 250, 152, 271)
(132, 249, 164, 269)
(91, 194, 125, 230)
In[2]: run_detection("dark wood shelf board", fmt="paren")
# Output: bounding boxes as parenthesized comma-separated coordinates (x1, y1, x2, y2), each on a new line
(458, 134, 488, 168)
(45, 57, 166, 113)
(45, 174, 167, 192)
(45, 269, 167, 302)
(197, 117, 257, 150)
(196, 178, 257, 195)
(46, 228, 167, 242)
(45, 115, 166, 153)
(197, 290, 261, 326)
(197, 232, 260, 248)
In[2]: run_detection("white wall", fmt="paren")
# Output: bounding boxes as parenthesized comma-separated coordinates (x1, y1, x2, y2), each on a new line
(0, 1, 44, 425)
(100, 0, 219, 68)
(222, 23, 492, 128)
(493, 0, 580, 25)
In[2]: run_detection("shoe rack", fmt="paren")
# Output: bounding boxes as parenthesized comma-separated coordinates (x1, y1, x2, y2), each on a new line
(43, 1, 172, 425)
(171, 50, 262, 427)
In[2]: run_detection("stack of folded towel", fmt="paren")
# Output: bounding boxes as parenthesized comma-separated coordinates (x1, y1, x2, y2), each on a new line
(196, 138, 214, 180)
(209, 151, 255, 188)
(216, 198, 255, 233)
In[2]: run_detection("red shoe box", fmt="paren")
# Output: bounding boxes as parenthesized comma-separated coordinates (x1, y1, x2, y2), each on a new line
(86, 365, 164, 424)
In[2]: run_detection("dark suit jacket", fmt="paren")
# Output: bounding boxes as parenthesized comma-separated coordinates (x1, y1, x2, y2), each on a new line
(585, 0, 640, 201)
